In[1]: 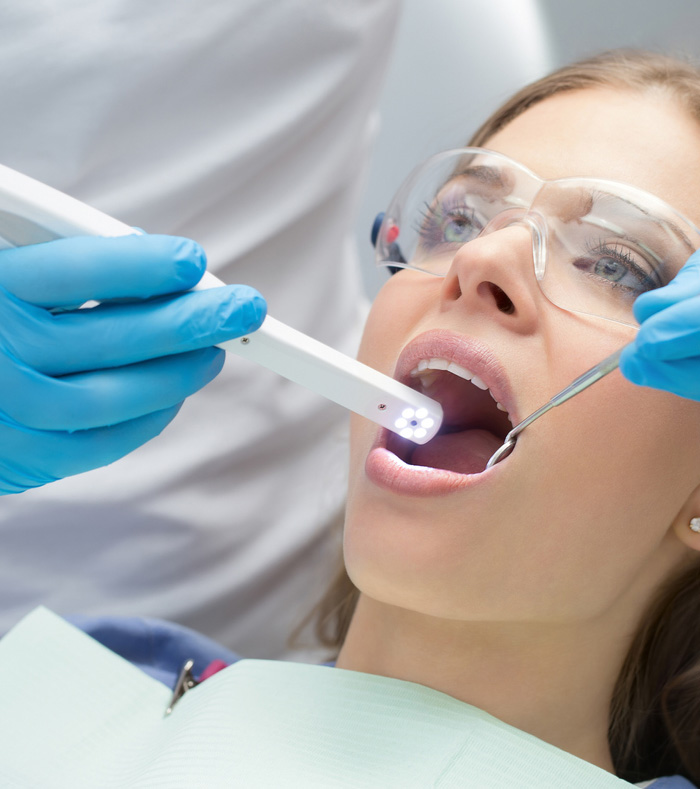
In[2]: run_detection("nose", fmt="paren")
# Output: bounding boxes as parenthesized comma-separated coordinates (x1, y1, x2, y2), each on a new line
(439, 220, 541, 334)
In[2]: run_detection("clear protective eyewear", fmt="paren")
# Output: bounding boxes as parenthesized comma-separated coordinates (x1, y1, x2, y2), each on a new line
(373, 147, 700, 327)
(371, 148, 700, 468)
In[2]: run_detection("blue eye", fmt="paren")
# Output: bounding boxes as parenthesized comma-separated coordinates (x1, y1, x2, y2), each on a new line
(444, 212, 478, 242)
(416, 201, 484, 248)
(593, 256, 628, 283)
(573, 242, 660, 297)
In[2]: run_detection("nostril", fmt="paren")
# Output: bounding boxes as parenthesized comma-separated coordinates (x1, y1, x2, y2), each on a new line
(489, 283, 515, 314)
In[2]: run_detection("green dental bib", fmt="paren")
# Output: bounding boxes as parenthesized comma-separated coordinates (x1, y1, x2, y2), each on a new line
(0, 608, 633, 788)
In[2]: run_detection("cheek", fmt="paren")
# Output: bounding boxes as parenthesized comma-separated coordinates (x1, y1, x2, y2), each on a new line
(532, 308, 700, 529)
(509, 374, 700, 614)
(355, 274, 434, 369)
(525, 314, 699, 532)
(543, 377, 700, 524)
(509, 307, 700, 611)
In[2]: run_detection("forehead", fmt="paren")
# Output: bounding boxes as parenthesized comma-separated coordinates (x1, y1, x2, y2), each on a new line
(484, 87, 700, 227)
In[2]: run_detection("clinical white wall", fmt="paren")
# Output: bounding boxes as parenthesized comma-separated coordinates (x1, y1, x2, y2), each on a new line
(539, 0, 700, 64)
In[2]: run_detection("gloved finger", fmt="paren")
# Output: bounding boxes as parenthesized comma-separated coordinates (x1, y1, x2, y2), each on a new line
(0, 284, 266, 375)
(620, 344, 700, 401)
(633, 252, 700, 324)
(0, 404, 182, 494)
(629, 292, 700, 362)
(0, 346, 225, 431)
(0, 235, 207, 307)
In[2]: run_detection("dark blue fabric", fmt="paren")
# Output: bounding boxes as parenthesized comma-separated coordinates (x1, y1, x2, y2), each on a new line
(67, 614, 697, 788)
(66, 613, 242, 689)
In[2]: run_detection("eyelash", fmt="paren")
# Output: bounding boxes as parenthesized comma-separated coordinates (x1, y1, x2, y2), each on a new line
(413, 205, 662, 298)
(582, 240, 659, 291)
(415, 201, 480, 244)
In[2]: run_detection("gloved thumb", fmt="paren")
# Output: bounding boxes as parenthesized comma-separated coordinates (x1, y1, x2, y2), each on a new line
(619, 341, 650, 387)
(633, 250, 700, 324)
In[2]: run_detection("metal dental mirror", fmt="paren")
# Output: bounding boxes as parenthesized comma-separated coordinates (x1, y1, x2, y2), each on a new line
(485, 345, 627, 469)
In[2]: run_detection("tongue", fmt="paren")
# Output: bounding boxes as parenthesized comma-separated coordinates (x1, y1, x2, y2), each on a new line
(410, 429, 502, 475)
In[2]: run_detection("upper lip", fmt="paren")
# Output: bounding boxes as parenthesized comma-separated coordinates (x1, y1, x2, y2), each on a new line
(393, 329, 520, 425)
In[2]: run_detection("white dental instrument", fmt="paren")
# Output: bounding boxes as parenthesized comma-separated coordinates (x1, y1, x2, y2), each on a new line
(0, 163, 443, 444)
(485, 346, 626, 468)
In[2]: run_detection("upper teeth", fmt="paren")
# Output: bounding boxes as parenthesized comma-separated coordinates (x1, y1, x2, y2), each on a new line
(410, 358, 509, 416)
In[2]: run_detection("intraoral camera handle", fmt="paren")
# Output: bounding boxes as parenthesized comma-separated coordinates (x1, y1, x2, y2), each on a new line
(0, 163, 443, 445)
(197, 275, 442, 442)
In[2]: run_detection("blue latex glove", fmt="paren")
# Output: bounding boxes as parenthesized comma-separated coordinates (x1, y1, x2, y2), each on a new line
(620, 251, 700, 400)
(0, 234, 266, 494)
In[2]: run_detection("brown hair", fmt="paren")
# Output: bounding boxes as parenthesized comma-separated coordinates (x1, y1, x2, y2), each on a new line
(468, 48, 700, 148)
(298, 50, 700, 785)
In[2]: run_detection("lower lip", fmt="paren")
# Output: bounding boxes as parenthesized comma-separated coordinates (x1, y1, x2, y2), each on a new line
(365, 429, 502, 497)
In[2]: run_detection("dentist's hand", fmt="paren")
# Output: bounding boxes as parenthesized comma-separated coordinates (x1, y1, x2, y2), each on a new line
(620, 251, 700, 400)
(0, 234, 266, 494)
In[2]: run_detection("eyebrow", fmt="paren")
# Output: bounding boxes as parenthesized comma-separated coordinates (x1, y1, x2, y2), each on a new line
(453, 165, 511, 189)
(445, 168, 700, 261)
(641, 213, 695, 256)
(616, 193, 695, 254)
(587, 190, 697, 262)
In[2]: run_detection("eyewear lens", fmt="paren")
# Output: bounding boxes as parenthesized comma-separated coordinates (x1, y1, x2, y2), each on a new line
(375, 149, 700, 326)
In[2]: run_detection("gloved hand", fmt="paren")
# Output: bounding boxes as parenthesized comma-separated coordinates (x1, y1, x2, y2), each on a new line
(0, 234, 266, 494)
(620, 251, 700, 400)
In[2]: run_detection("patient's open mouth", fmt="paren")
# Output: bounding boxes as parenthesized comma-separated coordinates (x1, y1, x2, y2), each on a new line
(389, 358, 513, 476)
(365, 331, 518, 496)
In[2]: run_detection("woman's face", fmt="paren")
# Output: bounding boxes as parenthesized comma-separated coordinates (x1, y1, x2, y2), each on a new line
(344, 87, 700, 624)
